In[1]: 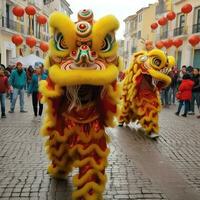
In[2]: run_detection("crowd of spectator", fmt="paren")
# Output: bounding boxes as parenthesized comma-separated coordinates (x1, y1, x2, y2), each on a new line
(0, 62, 47, 120)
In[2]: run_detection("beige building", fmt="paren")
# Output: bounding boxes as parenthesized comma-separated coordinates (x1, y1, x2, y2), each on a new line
(117, 39, 124, 58)
(0, 0, 72, 67)
(123, 3, 156, 68)
(152, 0, 200, 68)
(124, 0, 200, 69)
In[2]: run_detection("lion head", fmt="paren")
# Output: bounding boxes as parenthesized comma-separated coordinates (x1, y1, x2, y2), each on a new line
(45, 9, 121, 87)
(132, 49, 175, 90)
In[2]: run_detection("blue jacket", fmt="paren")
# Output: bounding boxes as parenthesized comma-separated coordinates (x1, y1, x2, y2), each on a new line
(28, 73, 47, 93)
(9, 69, 27, 89)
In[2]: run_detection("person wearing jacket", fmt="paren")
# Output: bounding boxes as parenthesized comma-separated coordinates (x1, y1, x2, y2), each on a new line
(190, 68, 200, 115)
(9, 62, 27, 113)
(0, 66, 10, 118)
(175, 73, 194, 117)
(28, 62, 47, 120)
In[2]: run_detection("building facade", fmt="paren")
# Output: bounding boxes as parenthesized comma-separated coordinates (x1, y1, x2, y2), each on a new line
(123, 0, 200, 69)
(0, 0, 72, 66)
(123, 3, 156, 68)
(155, 0, 200, 68)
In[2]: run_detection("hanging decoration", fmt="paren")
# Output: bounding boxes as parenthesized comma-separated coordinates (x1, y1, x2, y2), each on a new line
(158, 17, 168, 26)
(181, 3, 193, 34)
(37, 15, 47, 39)
(173, 38, 183, 48)
(151, 22, 158, 30)
(188, 35, 199, 64)
(25, 5, 36, 35)
(26, 36, 36, 53)
(173, 38, 183, 59)
(163, 39, 173, 50)
(181, 3, 193, 14)
(39, 41, 49, 53)
(11, 34, 23, 56)
(12, 6, 24, 17)
(155, 41, 164, 49)
(12, 6, 24, 33)
(166, 11, 176, 21)
(11, 34, 23, 46)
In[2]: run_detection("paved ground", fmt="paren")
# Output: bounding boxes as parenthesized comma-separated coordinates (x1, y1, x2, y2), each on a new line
(0, 98, 200, 200)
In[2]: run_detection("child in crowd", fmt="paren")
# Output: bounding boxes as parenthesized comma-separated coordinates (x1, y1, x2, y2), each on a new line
(175, 74, 194, 117)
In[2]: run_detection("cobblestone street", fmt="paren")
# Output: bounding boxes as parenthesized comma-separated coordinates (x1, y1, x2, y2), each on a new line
(0, 99, 200, 200)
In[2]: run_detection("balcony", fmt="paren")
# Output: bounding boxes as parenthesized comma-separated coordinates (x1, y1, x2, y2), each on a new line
(193, 23, 200, 34)
(174, 26, 184, 37)
(160, 31, 168, 39)
(1, 16, 24, 34)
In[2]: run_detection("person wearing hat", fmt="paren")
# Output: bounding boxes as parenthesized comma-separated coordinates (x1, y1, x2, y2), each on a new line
(28, 62, 47, 121)
(8, 62, 27, 113)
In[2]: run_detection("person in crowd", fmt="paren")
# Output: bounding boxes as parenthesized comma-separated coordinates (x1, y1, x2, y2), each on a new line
(177, 65, 187, 86)
(9, 62, 27, 113)
(26, 65, 34, 92)
(175, 73, 194, 117)
(28, 62, 47, 121)
(187, 66, 194, 77)
(169, 67, 179, 105)
(0, 66, 10, 118)
(190, 68, 200, 116)
(197, 69, 200, 119)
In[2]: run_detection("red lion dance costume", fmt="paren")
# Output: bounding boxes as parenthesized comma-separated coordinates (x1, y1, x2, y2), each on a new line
(119, 49, 175, 138)
(39, 10, 122, 200)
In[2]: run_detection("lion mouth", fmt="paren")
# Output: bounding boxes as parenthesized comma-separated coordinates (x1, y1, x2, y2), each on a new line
(60, 60, 106, 71)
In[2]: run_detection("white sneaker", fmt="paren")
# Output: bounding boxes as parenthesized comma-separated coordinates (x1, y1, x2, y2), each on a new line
(37, 116, 42, 122)
(149, 133, 159, 139)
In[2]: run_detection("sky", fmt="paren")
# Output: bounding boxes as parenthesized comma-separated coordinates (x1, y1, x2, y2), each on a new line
(67, 0, 158, 40)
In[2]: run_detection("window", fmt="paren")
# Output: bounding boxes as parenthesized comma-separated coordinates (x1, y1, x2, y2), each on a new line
(193, 49, 200, 68)
(138, 14, 142, 23)
(137, 31, 141, 39)
(130, 21, 134, 32)
(179, 14, 185, 27)
(43, 0, 53, 5)
(194, 7, 200, 24)
(6, 4, 10, 28)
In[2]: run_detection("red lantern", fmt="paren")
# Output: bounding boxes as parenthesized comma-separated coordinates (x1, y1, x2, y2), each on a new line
(173, 39, 183, 48)
(151, 23, 158, 30)
(158, 17, 168, 26)
(37, 15, 47, 25)
(11, 34, 23, 46)
(39, 41, 49, 52)
(181, 4, 193, 14)
(25, 5, 36, 16)
(155, 41, 164, 49)
(12, 6, 24, 17)
(188, 35, 199, 47)
(26, 36, 36, 48)
(167, 11, 176, 21)
(163, 39, 173, 49)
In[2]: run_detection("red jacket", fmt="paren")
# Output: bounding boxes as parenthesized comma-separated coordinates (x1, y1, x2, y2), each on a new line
(178, 79, 194, 100)
(0, 75, 9, 93)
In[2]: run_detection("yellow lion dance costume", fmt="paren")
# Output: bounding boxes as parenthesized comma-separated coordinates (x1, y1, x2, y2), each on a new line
(39, 10, 122, 200)
(119, 49, 175, 138)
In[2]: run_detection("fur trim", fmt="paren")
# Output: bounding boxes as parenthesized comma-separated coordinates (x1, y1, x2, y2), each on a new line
(48, 64, 119, 86)
(49, 11, 76, 50)
(92, 15, 119, 52)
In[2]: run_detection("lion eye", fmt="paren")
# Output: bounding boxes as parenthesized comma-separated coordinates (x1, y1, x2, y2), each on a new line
(152, 57, 161, 66)
(140, 55, 148, 62)
(54, 31, 68, 51)
(100, 33, 115, 52)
